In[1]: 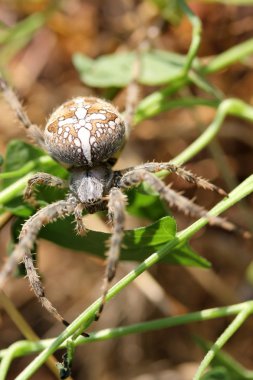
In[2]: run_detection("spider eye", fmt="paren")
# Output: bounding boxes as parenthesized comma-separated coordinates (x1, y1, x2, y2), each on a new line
(44, 97, 126, 167)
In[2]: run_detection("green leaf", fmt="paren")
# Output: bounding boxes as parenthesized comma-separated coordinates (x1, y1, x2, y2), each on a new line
(126, 188, 168, 220)
(73, 50, 196, 88)
(1, 140, 44, 188)
(1, 140, 67, 186)
(0, 140, 69, 217)
(39, 216, 210, 268)
(3, 140, 44, 171)
(3, 197, 33, 217)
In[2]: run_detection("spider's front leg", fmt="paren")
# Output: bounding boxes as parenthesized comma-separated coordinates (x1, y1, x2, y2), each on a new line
(96, 187, 127, 320)
(0, 76, 45, 149)
(0, 198, 83, 330)
(74, 203, 87, 236)
(119, 169, 240, 234)
(24, 172, 68, 206)
(122, 162, 227, 196)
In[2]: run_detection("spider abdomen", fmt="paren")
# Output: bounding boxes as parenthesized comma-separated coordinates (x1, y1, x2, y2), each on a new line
(44, 97, 126, 167)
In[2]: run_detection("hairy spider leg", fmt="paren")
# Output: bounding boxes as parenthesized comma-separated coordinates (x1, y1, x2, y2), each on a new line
(74, 203, 87, 236)
(123, 162, 227, 196)
(119, 168, 244, 235)
(24, 172, 68, 206)
(0, 198, 91, 335)
(0, 76, 45, 149)
(95, 187, 127, 320)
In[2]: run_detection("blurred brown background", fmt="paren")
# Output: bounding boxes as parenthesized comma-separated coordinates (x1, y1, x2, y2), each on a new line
(1, 1, 253, 379)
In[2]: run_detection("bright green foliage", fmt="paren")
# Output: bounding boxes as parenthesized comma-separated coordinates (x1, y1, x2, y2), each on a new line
(73, 50, 195, 87)
(39, 216, 210, 268)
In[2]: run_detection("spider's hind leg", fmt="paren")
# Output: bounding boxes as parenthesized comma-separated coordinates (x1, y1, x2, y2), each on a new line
(0, 199, 78, 328)
(96, 187, 127, 320)
(0, 76, 46, 149)
(123, 162, 227, 196)
(119, 168, 243, 235)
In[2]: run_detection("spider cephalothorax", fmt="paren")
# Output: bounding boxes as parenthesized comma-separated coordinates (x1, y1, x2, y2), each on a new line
(0, 78, 241, 330)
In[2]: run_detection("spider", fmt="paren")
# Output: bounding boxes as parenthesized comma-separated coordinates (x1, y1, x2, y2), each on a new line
(0, 76, 241, 332)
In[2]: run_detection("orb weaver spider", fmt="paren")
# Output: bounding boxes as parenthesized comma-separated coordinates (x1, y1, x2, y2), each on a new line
(0, 74, 242, 333)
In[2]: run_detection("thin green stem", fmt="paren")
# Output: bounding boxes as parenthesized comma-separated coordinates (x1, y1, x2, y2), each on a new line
(0, 291, 60, 379)
(134, 96, 218, 123)
(178, 0, 202, 75)
(0, 173, 32, 204)
(0, 156, 53, 179)
(202, 38, 253, 74)
(0, 347, 15, 380)
(0, 156, 60, 205)
(135, 35, 253, 124)
(14, 175, 253, 380)
(196, 337, 253, 379)
(193, 303, 253, 380)
(173, 98, 253, 166)
(134, 77, 187, 124)
(0, 302, 250, 361)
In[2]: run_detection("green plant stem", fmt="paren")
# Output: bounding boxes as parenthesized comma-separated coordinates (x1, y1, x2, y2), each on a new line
(14, 174, 253, 380)
(172, 98, 253, 166)
(135, 36, 253, 124)
(202, 37, 253, 74)
(135, 96, 218, 123)
(0, 291, 60, 380)
(136, 0, 201, 123)
(0, 302, 250, 361)
(134, 77, 187, 123)
(0, 156, 56, 205)
(0, 173, 32, 204)
(196, 337, 253, 379)
(193, 303, 253, 380)
(0, 156, 53, 179)
(178, 0, 202, 75)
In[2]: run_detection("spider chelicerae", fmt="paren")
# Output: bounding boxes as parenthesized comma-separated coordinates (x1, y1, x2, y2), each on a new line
(0, 76, 241, 331)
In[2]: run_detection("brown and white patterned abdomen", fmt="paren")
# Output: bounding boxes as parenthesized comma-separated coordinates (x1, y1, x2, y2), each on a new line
(44, 97, 126, 167)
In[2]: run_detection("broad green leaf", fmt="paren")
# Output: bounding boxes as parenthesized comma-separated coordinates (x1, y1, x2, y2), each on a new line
(0, 140, 68, 215)
(73, 50, 197, 88)
(3, 140, 44, 171)
(1, 140, 44, 188)
(0, 140, 67, 186)
(1, 140, 67, 186)
(2, 185, 68, 217)
(39, 216, 210, 268)
(126, 188, 168, 221)
(3, 197, 33, 217)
